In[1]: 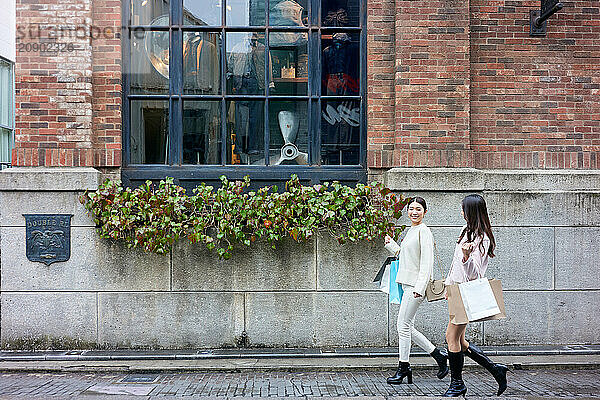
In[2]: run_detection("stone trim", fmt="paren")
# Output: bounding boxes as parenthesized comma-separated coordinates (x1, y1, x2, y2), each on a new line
(384, 168, 600, 192)
(0, 167, 101, 191)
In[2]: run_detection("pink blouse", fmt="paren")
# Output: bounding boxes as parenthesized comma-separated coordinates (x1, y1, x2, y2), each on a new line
(445, 229, 490, 285)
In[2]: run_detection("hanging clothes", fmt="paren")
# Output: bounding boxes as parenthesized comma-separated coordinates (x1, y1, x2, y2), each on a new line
(183, 33, 220, 94)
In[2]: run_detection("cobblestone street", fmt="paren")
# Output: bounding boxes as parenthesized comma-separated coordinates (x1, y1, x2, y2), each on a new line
(0, 368, 598, 398)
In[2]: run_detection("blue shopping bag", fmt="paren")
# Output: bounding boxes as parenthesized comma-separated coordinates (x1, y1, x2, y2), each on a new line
(388, 259, 404, 304)
(374, 257, 404, 304)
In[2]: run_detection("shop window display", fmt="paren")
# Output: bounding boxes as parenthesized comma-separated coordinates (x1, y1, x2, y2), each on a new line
(125, 0, 364, 180)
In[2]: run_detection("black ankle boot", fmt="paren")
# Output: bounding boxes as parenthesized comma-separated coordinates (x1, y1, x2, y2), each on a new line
(387, 361, 413, 385)
(430, 347, 449, 379)
(465, 343, 508, 395)
(443, 351, 467, 397)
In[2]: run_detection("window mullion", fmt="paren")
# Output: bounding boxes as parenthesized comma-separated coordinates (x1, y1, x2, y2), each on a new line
(169, 25, 183, 165)
(123, 18, 131, 166)
(264, 25, 270, 166)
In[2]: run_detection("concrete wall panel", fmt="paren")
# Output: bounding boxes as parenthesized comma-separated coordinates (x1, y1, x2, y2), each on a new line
(1, 227, 169, 291)
(1, 292, 97, 348)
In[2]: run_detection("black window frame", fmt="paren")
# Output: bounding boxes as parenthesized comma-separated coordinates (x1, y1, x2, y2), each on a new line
(121, 0, 367, 188)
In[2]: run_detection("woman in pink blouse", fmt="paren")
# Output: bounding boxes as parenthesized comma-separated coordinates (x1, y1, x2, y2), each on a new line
(442, 194, 508, 398)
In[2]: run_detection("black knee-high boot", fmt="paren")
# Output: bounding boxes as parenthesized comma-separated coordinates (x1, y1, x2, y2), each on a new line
(430, 347, 449, 379)
(465, 343, 508, 396)
(442, 351, 467, 397)
(387, 361, 413, 384)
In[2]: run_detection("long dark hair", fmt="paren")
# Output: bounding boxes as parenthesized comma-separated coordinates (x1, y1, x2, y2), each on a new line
(457, 194, 496, 258)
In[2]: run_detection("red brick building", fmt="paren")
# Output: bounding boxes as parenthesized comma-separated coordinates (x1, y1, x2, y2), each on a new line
(12, 0, 600, 183)
(3, 0, 600, 350)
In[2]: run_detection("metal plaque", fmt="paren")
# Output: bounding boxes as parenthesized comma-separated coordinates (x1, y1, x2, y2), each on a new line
(24, 214, 73, 265)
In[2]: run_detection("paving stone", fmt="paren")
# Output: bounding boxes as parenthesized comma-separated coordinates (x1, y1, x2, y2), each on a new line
(0, 368, 598, 398)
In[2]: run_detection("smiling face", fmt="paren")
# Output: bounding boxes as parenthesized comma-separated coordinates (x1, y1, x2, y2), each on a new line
(407, 201, 426, 225)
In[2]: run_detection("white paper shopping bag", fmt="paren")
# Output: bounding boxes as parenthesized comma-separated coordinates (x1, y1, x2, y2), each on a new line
(458, 278, 500, 321)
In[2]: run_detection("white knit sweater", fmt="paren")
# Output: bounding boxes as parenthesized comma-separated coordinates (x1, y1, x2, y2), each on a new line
(384, 223, 434, 296)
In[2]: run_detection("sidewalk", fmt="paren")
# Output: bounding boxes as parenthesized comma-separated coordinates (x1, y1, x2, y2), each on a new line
(1, 345, 599, 373)
(0, 366, 599, 398)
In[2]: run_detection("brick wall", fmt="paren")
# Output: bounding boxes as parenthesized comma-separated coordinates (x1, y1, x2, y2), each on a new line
(366, 0, 600, 169)
(13, 0, 599, 170)
(14, 0, 120, 167)
(366, 0, 396, 168)
(392, 0, 473, 168)
(470, 0, 600, 169)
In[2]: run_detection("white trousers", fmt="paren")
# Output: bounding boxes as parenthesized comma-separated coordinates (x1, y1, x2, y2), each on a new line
(397, 284, 436, 362)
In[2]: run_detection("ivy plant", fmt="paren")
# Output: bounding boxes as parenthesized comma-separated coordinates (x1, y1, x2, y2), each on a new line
(80, 175, 409, 259)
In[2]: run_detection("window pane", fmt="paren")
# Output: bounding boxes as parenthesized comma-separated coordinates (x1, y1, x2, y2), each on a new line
(0, 127, 11, 164)
(0, 60, 12, 127)
(130, 30, 170, 94)
(131, 0, 170, 26)
(269, 100, 308, 165)
(227, 0, 265, 26)
(226, 32, 267, 95)
(183, 32, 221, 95)
(321, 32, 359, 96)
(183, 0, 221, 26)
(269, 33, 307, 96)
(130, 100, 169, 164)
(269, 0, 307, 27)
(183, 101, 222, 164)
(322, 0, 359, 27)
(321, 99, 360, 165)
(226, 100, 265, 164)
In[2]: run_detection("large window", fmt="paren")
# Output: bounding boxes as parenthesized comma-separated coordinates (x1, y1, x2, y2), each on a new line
(123, 0, 365, 187)
(0, 57, 14, 169)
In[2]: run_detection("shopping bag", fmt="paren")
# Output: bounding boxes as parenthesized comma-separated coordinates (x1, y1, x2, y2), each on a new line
(447, 279, 506, 324)
(458, 277, 500, 321)
(374, 257, 403, 304)
(388, 259, 403, 304)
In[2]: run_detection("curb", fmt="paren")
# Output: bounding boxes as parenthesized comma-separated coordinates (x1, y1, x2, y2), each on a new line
(1, 347, 600, 362)
(0, 354, 599, 373)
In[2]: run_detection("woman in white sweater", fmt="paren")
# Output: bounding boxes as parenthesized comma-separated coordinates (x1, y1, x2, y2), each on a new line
(383, 197, 448, 385)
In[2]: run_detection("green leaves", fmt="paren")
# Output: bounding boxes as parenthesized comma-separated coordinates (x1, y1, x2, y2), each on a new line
(81, 174, 407, 259)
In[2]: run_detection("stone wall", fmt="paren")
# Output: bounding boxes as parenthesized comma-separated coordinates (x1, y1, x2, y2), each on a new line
(385, 168, 600, 345)
(1, 167, 599, 349)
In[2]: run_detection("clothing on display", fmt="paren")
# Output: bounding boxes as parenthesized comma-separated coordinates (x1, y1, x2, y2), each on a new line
(228, 37, 273, 91)
(227, 37, 273, 160)
(183, 33, 220, 94)
(321, 100, 360, 164)
(322, 33, 359, 96)
(321, 0, 358, 26)
(269, 0, 308, 46)
(321, 33, 360, 164)
(183, 103, 220, 165)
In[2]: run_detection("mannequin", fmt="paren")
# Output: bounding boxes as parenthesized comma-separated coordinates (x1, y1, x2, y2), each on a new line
(227, 35, 274, 162)
(321, 33, 359, 96)
(321, 33, 360, 165)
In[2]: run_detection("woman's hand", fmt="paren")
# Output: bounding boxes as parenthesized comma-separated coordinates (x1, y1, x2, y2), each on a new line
(461, 242, 473, 262)
(384, 235, 392, 245)
(413, 292, 422, 298)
